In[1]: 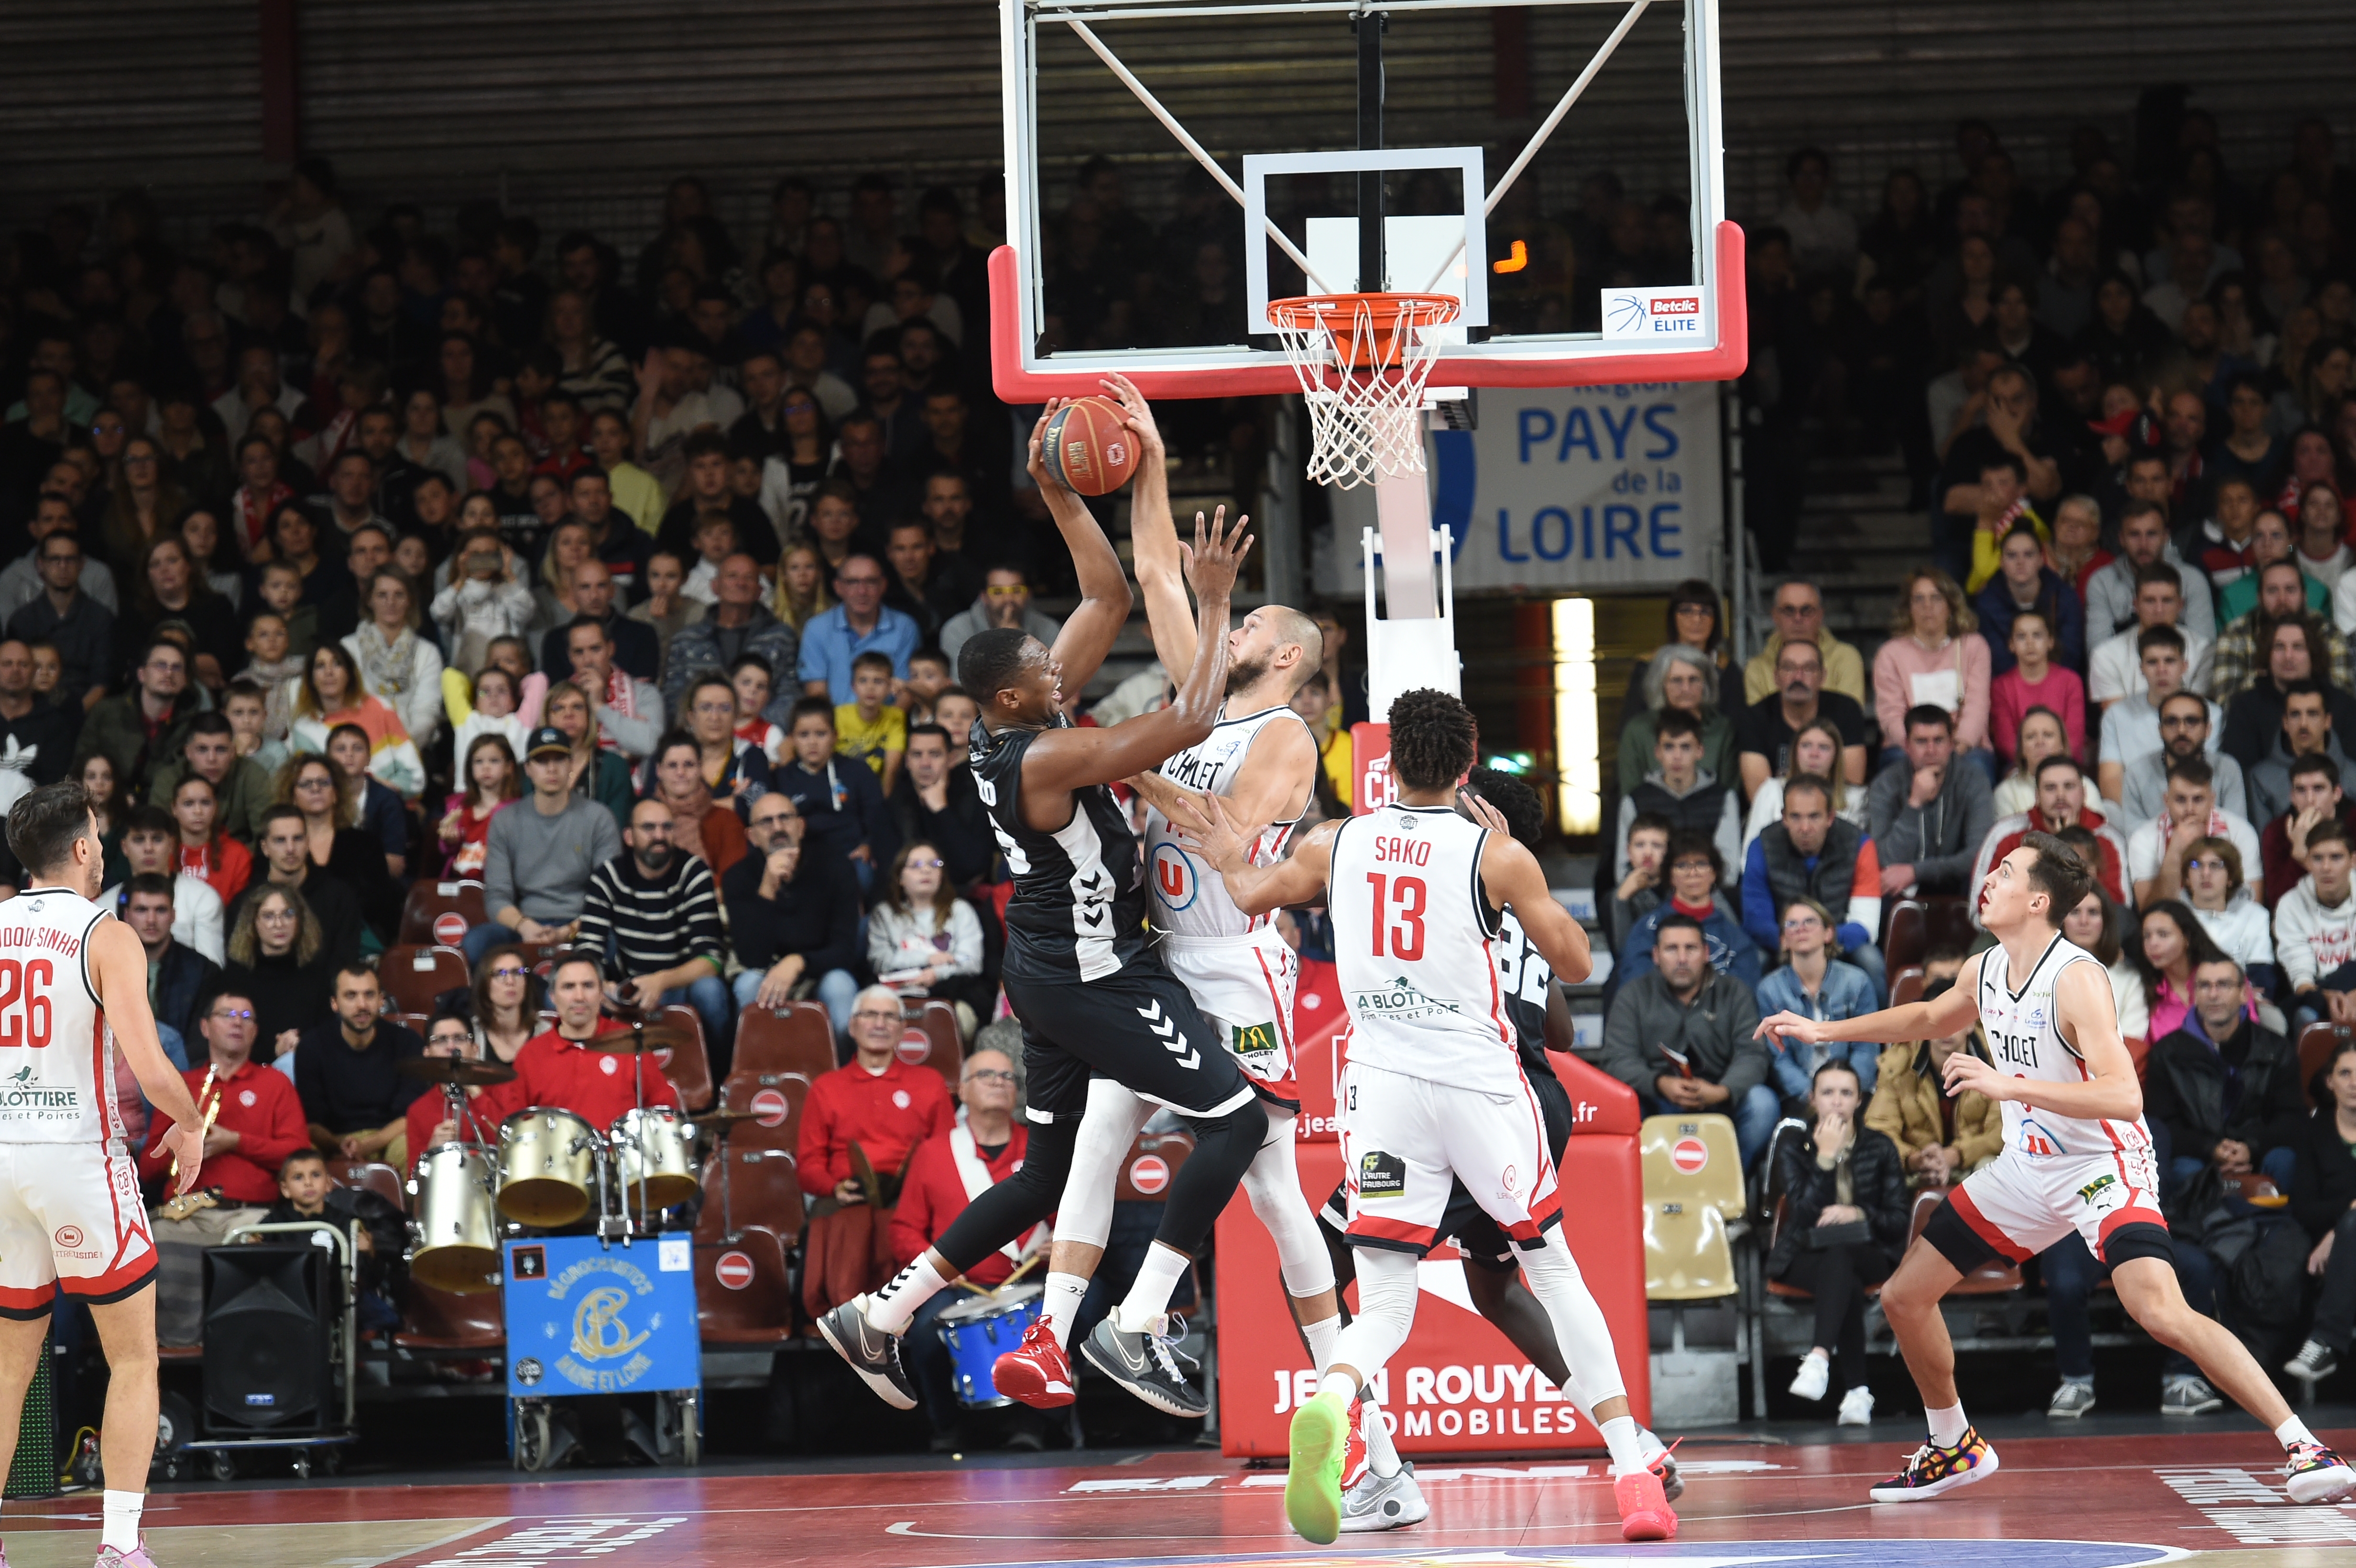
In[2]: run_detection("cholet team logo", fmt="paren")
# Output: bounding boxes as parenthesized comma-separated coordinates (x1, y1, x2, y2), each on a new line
(987, 1542, 2176, 1568)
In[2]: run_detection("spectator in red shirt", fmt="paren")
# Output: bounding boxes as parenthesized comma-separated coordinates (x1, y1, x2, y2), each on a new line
(888, 1045, 1046, 1445)
(169, 773, 251, 906)
(141, 983, 312, 1347)
(798, 985, 954, 1204)
(505, 952, 682, 1128)
(404, 1008, 521, 1158)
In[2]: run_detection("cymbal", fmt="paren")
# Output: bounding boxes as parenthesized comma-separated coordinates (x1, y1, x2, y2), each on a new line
(690, 1108, 759, 1127)
(582, 1020, 695, 1054)
(399, 1056, 518, 1087)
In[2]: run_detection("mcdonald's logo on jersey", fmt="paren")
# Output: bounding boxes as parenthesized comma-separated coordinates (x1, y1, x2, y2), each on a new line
(1230, 1022, 1279, 1059)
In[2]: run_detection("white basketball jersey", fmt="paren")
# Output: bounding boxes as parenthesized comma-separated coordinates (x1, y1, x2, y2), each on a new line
(1144, 704, 1313, 939)
(1330, 804, 1518, 1096)
(0, 887, 118, 1145)
(1975, 932, 2153, 1162)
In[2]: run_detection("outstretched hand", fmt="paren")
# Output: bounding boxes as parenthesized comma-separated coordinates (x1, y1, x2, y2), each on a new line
(1177, 789, 1251, 874)
(1180, 505, 1251, 603)
(1099, 373, 1165, 456)
(1025, 399, 1077, 498)
(1753, 1009, 1825, 1049)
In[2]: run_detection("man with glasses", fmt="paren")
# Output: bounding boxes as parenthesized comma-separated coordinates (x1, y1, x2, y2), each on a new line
(798, 552, 918, 704)
(0, 494, 117, 623)
(2111, 686, 2238, 832)
(1737, 639, 1869, 799)
(798, 985, 955, 1314)
(404, 1012, 514, 1155)
(575, 797, 732, 1070)
(6, 528, 113, 712)
(1744, 581, 1865, 707)
(888, 1046, 1046, 1449)
(139, 986, 308, 1347)
(726, 788, 862, 1037)
(76, 636, 199, 796)
(662, 552, 798, 715)
(939, 563, 1061, 666)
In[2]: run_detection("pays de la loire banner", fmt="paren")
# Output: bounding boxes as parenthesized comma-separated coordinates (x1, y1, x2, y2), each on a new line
(1318, 382, 1723, 595)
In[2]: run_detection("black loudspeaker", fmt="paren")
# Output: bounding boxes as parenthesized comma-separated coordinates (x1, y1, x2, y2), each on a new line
(201, 1245, 331, 1436)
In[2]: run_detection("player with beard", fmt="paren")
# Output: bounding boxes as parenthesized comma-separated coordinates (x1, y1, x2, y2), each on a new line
(985, 374, 1338, 1421)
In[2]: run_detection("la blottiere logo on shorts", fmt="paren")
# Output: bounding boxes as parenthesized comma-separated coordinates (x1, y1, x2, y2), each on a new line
(0, 1064, 75, 1123)
(1357, 1150, 1407, 1196)
(1352, 975, 1463, 1023)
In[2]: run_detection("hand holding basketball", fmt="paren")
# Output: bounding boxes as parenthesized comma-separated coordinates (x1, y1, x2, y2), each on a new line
(1098, 374, 1165, 456)
(1179, 504, 1251, 602)
(1039, 395, 1144, 496)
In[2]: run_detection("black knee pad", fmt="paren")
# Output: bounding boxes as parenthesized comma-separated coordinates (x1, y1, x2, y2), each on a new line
(1153, 1098, 1266, 1254)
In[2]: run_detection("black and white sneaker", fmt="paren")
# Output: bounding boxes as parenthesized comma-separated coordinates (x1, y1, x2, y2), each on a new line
(2285, 1340, 2341, 1385)
(816, 1293, 919, 1410)
(1081, 1314, 1208, 1417)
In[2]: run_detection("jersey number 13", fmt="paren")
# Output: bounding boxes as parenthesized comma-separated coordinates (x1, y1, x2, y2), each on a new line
(1365, 874, 1428, 962)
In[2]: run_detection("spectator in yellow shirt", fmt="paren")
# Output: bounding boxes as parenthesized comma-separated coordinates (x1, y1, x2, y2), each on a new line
(835, 649, 907, 795)
(1291, 669, 1352, 817)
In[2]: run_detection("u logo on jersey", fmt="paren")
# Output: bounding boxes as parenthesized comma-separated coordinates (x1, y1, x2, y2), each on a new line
(1151, 843, 1199, 911)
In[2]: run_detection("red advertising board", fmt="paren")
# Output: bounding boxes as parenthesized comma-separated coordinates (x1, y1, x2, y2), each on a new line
(1350, 722, 1394, 815)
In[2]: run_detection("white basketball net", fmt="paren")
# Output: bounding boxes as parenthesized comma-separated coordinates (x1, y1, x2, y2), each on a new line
(1268, 294, 1460, 489)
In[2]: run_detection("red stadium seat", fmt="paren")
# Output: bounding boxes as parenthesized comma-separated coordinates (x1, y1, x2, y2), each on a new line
(329, 1159, 407, 1213)
(395, 1281, 504, 1350)
(1889, 966, 1926, 1011)
(698, 1145, 805, 1238)
(1883, 900, 1928, 972)
(736, 1002, 836, 1078)
(653, 1003, 714, 1111)
(399, 880, 485, 946)
(696, 1227, 796, 1343)
(380, 944, 468, 1016)
(2299, 1023, 2350, 1109)
(904, 1000, 961, 1084)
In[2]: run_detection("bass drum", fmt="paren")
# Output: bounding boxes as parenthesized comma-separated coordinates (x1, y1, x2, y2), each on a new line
(610, 1106, 699, 1211)
(496, 1107, 599, 1226)
(407, 1142, 501, 1294)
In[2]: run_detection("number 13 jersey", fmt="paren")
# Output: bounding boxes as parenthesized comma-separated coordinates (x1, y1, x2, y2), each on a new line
(1975, 931, 2153, 1162)
(1329, 805, 1518, 1097)
(0, 887, 118, 1145)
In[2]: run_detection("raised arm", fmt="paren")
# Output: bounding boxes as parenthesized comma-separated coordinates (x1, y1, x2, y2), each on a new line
(1467, 796, 1592, 986)
(1023, 507, 1248, 796)
(1756, 948, 1986, 1051)
(1103, 374, 1200, 680)
(1036, 401, 1135, 696)
(1189, 806, 1338, 916)
(91, 917, 204, 1193)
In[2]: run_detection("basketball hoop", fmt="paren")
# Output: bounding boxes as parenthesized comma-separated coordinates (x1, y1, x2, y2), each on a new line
(1267, 292, 1461, 488)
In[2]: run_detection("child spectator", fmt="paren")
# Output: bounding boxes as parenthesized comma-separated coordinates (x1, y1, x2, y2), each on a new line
(2282, 818, 2356, 1030)
(224, 680, 290, 778)
(252, 563, 317, 663)
(933, 687, 980, 756)
(1988, 610, 2085, 768)
(1607, 812, 1670, 960)
(429, 526, 536, 678)
(626, 547, 704, 669)
(438, 733, 522, 878)
(903, 647, 952, 726)
(444, 662, 538, 771)
(682, 514, 737, 605)
(1616, 831, 1762, 991)
(836, 649, 907, 795)
(867, 839, 991, 1036)
(731, 654, 786, 764)
(238, 607, 305, 739)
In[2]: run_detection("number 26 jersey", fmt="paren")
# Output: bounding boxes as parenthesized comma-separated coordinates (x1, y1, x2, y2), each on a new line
(1330, 805, 1519, 1098)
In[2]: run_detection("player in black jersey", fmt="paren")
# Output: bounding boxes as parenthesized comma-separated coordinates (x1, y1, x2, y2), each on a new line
(1311, 769, 1681, 1530)
(818, 397, 1275, 1418)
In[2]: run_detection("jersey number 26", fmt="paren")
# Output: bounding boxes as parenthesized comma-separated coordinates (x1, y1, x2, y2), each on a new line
(1364, 874, 1427, 962)
(0, 960, 54, 1049)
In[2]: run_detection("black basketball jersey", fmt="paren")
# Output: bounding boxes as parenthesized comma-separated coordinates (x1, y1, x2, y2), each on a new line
(1493, 906, 1561, 1086)
(970, 713, 1150, 984)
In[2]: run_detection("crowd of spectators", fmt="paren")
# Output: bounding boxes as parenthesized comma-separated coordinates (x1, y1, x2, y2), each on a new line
(1600, 109, 2356, 1423)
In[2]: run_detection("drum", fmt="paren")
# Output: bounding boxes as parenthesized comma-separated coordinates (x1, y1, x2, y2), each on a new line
(937, 1283, 1045, 1408)
(610, 1106, 700, 1211)
(407, 1142, 501, 1294)
(496, 1107, 599, 1226)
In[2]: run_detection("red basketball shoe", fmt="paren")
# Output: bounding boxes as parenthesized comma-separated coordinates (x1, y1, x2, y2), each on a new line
(992, 1319, 1077, 1408)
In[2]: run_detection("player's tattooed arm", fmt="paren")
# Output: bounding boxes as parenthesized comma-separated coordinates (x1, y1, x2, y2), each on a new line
(1756, 947, 1986, 1051)
(1101, 374, 1203, 681)
(1188, 801, 1336, 915)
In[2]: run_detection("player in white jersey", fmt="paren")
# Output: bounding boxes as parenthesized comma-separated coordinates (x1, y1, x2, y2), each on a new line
(1189, 689, 1673, 1546)
(0, 782, 205, 1567)
(1757, 830, 2356, 1507)
(987, 373, 1348, 1430)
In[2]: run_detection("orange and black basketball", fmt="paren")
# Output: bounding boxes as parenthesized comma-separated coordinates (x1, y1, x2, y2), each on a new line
(1040, 396, 1142, 496)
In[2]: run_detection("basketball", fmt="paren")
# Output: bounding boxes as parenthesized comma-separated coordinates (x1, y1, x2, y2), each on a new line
(1040, 396, 1142, 496)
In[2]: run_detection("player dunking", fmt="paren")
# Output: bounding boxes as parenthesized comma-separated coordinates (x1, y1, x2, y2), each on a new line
(818, 404, 1276, 1416)
(0, 782, 206, 1567)
(983, 374, 1344, 1423)
(1756, 831, 2356, 1504)
(1188, 690, 1673, 1545)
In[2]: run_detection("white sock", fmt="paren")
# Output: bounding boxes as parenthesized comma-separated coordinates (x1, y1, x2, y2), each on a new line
(1925, 1402, 1969, 1447)
(1114, 1242, 1189, 1334)
(865, 1255, 949, 1334)
(1042, 1271, 1089, 1349)
(1318, 1370, 1359, 1404)
(1599, 1415, 1647, 1476)
(1301, 1309, 1341, 1376)
(1359, 1391, 1402, 1478)
(2277, 1415, 2318, 1450)
(101, 1490, 142, 1553)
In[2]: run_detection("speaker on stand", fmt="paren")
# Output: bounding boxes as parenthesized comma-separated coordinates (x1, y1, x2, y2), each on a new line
(201, 1246, 331, 1437)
